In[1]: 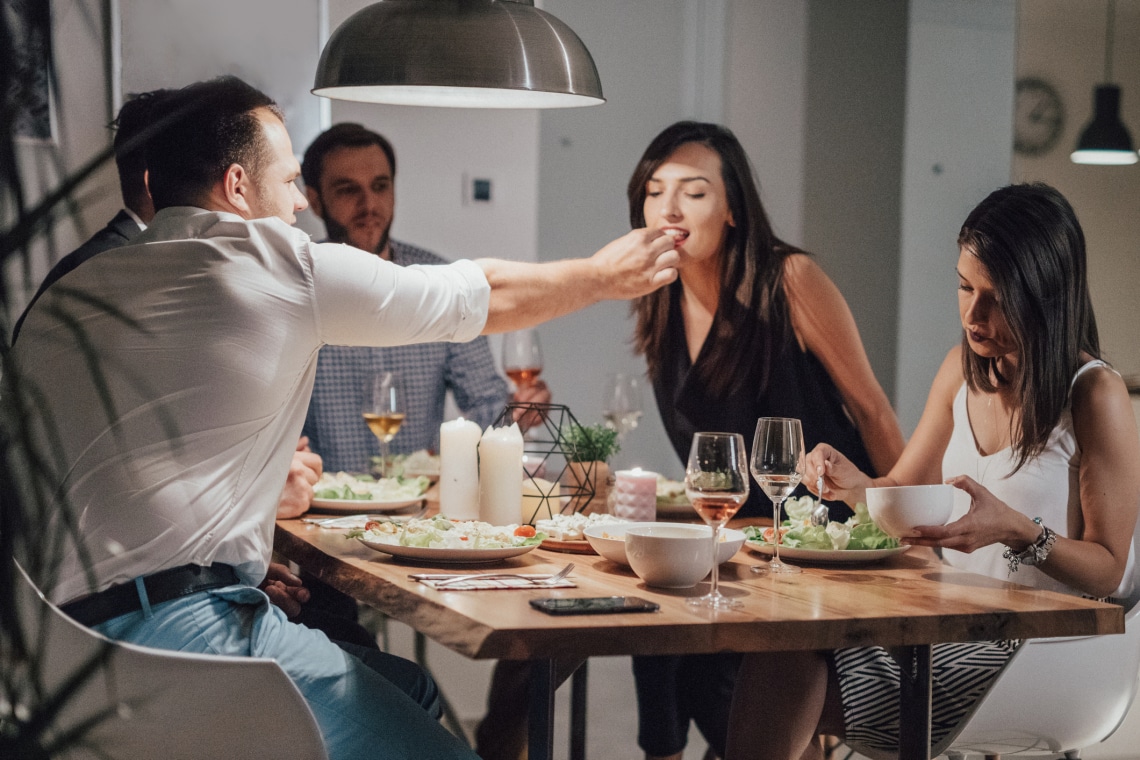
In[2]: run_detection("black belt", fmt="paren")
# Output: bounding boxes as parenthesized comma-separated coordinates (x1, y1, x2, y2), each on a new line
(60, 563, 240, 627)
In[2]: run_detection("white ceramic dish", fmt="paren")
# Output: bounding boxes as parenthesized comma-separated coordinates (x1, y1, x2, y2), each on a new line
(584, 522, 744, 567)
(865, 484, 955, 538)
(745, 540, 911, 564)
(310, 496, 424, 514)
(356, 538, 539, 564)
(625, 524, 713, 588)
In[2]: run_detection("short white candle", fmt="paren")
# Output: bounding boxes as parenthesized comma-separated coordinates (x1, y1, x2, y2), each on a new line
(521, 477, 560, 524)
(479, 422, 524, 526)
(613, 468, 658, 521)
(439, 417, 481, 520)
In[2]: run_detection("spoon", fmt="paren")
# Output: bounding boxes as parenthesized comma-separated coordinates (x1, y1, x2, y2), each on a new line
(810, 473, 829, 527)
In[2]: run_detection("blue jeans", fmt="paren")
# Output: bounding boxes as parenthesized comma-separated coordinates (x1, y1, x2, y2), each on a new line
(95, 584, 476, 760)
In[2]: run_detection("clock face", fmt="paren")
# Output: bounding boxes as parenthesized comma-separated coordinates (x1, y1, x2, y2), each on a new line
(1014, 77, 1064, 156)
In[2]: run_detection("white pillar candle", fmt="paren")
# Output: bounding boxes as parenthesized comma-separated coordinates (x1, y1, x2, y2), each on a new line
(439, 417, 482, 520)
(612, 468, 659, 522)
(479, 422, 524, 526)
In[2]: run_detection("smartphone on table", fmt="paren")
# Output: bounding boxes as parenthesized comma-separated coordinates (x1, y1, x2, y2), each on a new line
(529, 596, 660, 615)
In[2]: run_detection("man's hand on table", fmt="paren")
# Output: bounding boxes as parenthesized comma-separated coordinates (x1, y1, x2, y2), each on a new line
(277, 436, 323, 519)
(259, 562, 311, 618)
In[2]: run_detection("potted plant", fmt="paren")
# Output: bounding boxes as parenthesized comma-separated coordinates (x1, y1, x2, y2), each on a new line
(561, 423, 620, 515)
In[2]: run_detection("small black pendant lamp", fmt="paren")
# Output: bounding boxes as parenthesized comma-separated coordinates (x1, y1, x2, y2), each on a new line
(1072, 0, 1138, 165)
(312, 0, 604, 109)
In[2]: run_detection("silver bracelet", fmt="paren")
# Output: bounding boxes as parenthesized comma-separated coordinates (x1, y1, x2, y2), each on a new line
(1002, 518, 1057, 573)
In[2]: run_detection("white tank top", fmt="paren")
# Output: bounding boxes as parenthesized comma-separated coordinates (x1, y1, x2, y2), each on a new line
(941, 359, 1134, 598)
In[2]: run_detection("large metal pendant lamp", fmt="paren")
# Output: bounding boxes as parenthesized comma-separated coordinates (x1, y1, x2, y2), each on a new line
(312, 0, 604, 109)
(1071, 0, 1138, 165)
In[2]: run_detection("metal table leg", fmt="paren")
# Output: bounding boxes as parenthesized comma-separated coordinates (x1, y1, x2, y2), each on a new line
(570, 660, 588, 760)
(529, 658, 557, 760)
(897, 644, 933, 760)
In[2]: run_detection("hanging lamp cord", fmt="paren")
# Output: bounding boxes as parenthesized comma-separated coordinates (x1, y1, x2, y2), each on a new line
(1105, 0, 1116, 83)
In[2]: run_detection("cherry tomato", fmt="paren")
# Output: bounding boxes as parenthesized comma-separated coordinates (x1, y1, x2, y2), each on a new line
(514, 525, 537, 538)
(364, 521, 383, 532)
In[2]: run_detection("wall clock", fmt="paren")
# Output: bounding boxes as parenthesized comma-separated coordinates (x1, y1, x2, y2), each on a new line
(1014, 77, 1065, 156)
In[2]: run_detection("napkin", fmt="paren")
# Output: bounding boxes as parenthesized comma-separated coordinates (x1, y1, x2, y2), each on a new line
(411, 575, 577, 591)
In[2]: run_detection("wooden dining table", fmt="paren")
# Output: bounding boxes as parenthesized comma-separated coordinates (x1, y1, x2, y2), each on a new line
(275, 513, 1123, 760)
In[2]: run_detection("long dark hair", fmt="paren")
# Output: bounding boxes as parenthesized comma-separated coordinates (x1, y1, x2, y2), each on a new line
(957, 182, 1100, 473)
(628, 121, 798, 398)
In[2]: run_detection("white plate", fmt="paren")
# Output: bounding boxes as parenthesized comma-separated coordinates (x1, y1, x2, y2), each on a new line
(356, 538, 540, 564)
(310, 497, 424, 514)
(745, 540, 910, 564)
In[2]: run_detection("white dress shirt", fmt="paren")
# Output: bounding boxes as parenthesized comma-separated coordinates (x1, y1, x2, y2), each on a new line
(13, 207, 489, 602)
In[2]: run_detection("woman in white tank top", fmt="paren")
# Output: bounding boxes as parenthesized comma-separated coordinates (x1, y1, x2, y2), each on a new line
(724, 183, 1140, 760)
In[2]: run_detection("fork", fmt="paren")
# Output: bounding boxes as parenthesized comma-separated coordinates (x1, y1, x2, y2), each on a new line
(428, 562, 575, 588)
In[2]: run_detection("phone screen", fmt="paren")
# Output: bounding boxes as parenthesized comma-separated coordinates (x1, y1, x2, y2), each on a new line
(529, 596, 660, 615)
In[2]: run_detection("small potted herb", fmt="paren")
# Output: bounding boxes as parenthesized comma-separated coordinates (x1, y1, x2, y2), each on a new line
(562, 423, 621, 514)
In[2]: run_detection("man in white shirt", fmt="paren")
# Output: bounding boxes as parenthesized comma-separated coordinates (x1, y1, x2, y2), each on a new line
(12, 76, 676, 760)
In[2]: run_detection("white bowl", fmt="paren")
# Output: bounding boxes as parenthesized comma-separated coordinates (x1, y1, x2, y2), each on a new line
(583, 522, 744, 567)
(624, 524, 714, 588)
(865, 484, 955, 538)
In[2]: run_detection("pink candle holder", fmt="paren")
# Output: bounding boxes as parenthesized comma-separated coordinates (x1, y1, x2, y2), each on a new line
(612, 468, 658, 522)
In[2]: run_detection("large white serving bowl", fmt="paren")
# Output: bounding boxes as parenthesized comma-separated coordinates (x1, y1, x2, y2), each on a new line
(865, 483, 955, 538)
(584, 521, 744, 567)
(624, 524, 715, 588)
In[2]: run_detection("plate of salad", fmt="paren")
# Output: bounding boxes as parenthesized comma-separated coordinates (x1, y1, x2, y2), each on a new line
(744, 497, 909, 565)
(353, 516, 547, 563)
(310, 471, 431, 513)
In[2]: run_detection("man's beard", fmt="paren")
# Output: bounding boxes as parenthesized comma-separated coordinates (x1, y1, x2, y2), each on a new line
(323, 209, 389, 256)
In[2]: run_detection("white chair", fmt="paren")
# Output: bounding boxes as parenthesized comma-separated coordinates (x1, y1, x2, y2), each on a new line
(14, 563, 329, 760)
(941, 523, 1140, 759)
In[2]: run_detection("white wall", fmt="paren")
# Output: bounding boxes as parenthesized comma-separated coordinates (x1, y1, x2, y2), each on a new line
(1014, 0, 1140, 381)
(724, 0, 808, 246)
(895, 0, 1017, 432)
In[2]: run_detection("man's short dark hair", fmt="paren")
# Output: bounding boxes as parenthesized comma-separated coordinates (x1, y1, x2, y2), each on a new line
(301, 123, 396, 192)
(113, 89, 172, 210)
(145, 76, 283, 210)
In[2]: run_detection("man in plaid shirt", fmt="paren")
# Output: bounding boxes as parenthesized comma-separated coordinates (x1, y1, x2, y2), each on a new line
(300, 124, 549, 472)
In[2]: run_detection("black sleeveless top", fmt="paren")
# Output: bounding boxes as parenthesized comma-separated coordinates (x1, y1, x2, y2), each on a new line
(651, 282, 875, 520)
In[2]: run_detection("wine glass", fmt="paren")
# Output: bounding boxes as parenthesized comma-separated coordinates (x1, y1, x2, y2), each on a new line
(685, 432, 750, 609)
(602, 373, 643, 439)
(501, 330, 543, 390)
(750, 417, 805, 575)
(362, 371, 404, 478)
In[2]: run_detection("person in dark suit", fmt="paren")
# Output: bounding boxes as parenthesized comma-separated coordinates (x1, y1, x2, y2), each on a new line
(11, 89, 169, 343)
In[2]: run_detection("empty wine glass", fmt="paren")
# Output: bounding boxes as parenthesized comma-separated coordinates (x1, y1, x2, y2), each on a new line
(363, 371, 404, 478)
(685, 432, 749, 609)
(750, 417, 805, 575)
(602, 373, 643, 439)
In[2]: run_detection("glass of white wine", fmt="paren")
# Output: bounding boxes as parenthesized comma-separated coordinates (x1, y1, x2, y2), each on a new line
(750, 417, 805, 575)
(602, 373, 643, 440)
(363, 371, 405, 478)
(685, 432, 749, 609)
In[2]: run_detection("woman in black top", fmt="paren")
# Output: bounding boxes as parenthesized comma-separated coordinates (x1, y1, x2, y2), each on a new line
(628, 122, 904, 760)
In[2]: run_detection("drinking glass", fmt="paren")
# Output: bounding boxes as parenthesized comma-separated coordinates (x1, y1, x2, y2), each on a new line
(501, 330, 543, 390)
(685, 432, 749, 609)
(363, 371, 404, 477)
(750, 417, 805, 575)
(602, 373, 643, 439)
